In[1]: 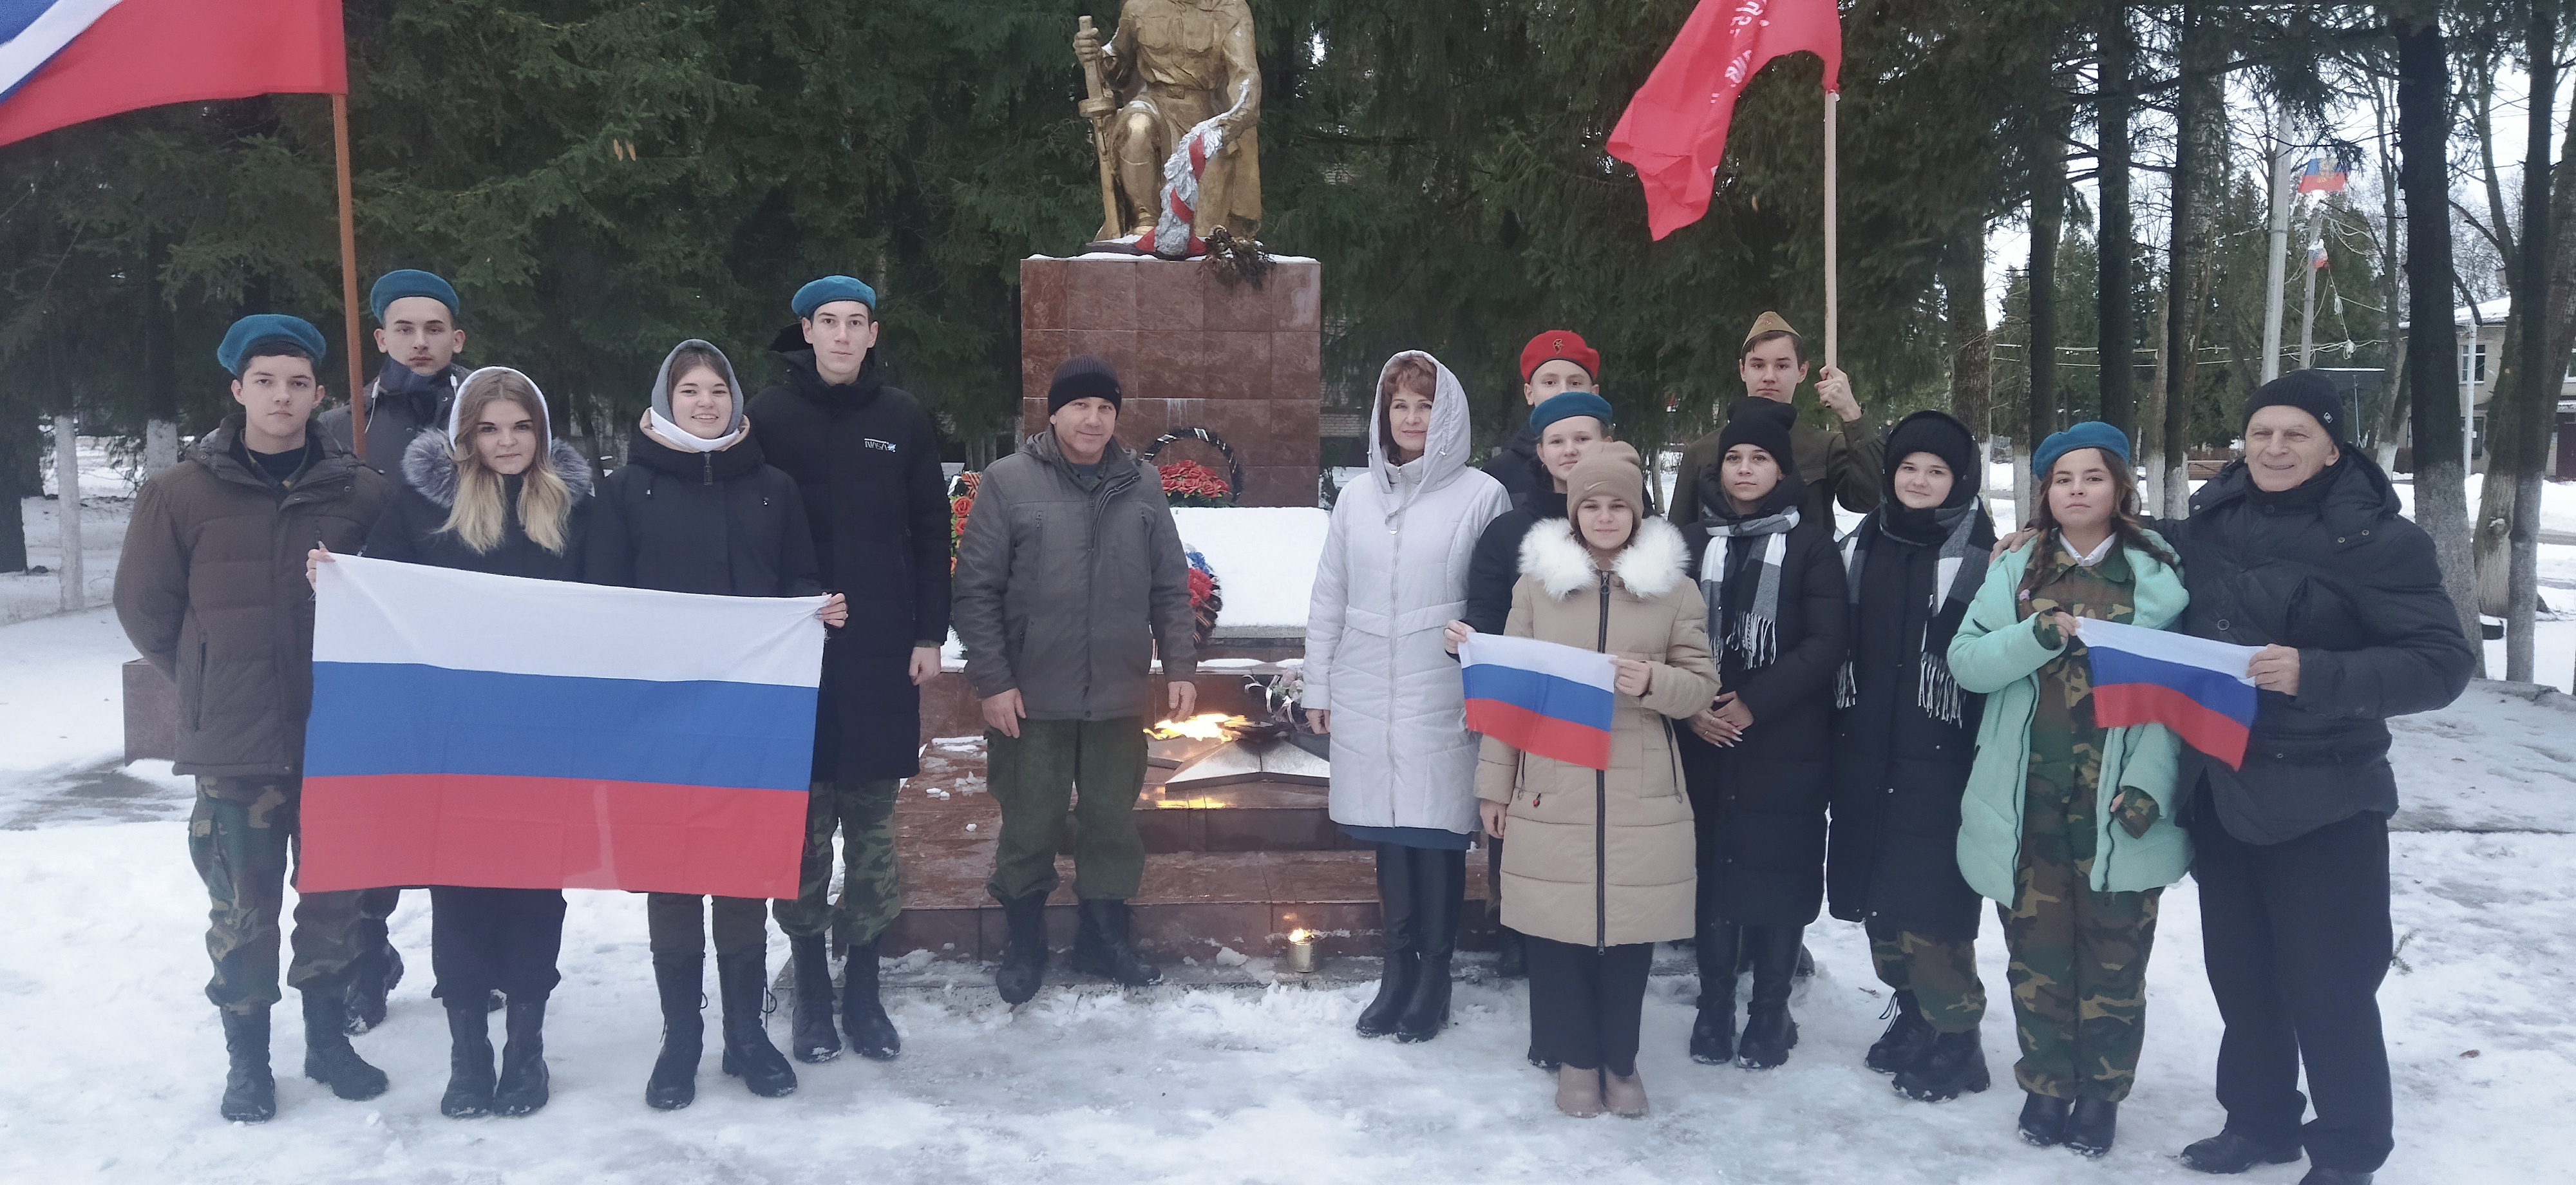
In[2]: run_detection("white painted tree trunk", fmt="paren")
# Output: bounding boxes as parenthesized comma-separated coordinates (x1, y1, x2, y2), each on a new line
(2005, 435, 2031, 529)
(144, 419, 178, 476)
(52, 415, 83, 611)
(2164, 457, 2190, 518)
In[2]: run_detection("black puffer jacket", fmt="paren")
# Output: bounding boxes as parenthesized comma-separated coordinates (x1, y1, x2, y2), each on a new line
(1825, 519, 1992, 941)
(746, 330, 951, 781)
(1463, 451, 1562, 638)
(365, 432, 592, 581)
(1480, 421, 1541, 507)
(1676, 471, 1849, 927)
(587, 422, 821, 599)
(2161, 453, 2474, 844)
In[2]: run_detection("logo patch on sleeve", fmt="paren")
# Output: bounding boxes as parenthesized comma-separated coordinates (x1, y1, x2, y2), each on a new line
(864, 438, 897, 453)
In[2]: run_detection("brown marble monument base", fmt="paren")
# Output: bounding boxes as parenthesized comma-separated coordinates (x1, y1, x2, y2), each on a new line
(1018, 253, 1321, 508)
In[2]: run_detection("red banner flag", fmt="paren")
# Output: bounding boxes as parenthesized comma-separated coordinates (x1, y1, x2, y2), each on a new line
(0, 0, 346, 149)
(1607, 0, 1844, 240)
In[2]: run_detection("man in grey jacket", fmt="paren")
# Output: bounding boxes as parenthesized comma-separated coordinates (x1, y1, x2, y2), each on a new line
(952, 355, 1198, 1003)
(319, 269, 470, 473)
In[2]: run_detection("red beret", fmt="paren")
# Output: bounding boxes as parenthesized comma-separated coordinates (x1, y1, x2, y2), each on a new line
(1519, 330, 1600, 383)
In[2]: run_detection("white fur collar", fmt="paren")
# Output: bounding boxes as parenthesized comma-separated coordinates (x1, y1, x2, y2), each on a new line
(1518, 516, 1689, 600)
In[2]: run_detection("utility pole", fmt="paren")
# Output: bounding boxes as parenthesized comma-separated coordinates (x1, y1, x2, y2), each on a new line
(2300, 235, 2321, 369)
(2260, 108, 2295, 383)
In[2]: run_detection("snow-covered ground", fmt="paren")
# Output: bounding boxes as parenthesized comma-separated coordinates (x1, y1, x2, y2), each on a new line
(1175, 507, 1329, 629)
(3, 608, 2571, 1182)
(8, 436, 146, 625)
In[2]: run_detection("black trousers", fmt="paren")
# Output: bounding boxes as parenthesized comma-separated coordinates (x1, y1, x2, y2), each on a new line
(1525, 937, 1654, 1077)
(2192, 810, 2394, 1173)
(430, 886, 567, 1002)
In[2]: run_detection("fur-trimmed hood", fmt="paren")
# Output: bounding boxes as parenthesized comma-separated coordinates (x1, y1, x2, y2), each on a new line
(1518, 515, 1689, 600)
(401, 431, 594, 508)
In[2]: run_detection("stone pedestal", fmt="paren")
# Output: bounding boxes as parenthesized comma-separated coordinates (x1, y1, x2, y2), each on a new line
(1019, 254, 1321, 507)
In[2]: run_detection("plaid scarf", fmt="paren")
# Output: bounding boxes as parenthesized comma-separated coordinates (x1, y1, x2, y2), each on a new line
(1834, 502, 1992, 724)
(1698, 506, 1800, 669)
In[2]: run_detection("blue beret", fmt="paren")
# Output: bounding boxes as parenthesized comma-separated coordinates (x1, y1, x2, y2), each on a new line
(2031, 420, 2132, 477)
(793, 275, 877, 319)
(1529, 391, 1615, 435)
(370, 269, 459, 323)
(216, 314, 328, 376)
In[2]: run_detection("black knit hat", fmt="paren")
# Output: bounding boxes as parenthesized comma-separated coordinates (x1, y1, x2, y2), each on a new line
(1883, 410, 1982, 507)
(2244, 369, 2345, 443)
(1047, 354, 1123, 414)
(1718, 397, 1798, 466)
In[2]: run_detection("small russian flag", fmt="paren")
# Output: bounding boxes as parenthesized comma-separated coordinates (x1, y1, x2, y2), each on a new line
(1461, 633, 1618, 772)
(2076, 618, 2264, 770)
(2295, 157, 2348, 194)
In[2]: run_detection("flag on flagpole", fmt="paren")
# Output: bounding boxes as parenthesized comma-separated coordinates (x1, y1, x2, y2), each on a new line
(2294, 157, 2348, 193)
(298, 556, 825, 898)
(1607, 0, 1844, 240)
(0, 0, 346, 148)
(1460, 633, 1620, 772)
(2074, 618, 2264, 770)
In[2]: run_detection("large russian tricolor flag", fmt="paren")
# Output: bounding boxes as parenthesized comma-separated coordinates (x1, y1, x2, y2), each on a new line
(2077, 618, 2264, 770)
(1460, 633, 1618, 772)
(0, 0, 347, 148)
(298, 555, 824, 898)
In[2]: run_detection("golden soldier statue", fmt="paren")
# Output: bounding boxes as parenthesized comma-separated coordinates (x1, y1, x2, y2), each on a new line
(1074, 0, 1263, 247)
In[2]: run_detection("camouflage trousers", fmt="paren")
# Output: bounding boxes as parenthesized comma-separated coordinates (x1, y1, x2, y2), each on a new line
(2001, 768, 2161, 1101)
(984, 718, 1149, 903)
(772, 779, 903, 949)
(187, 777, 366, 1015)
(1866, 918, 1987, 1034)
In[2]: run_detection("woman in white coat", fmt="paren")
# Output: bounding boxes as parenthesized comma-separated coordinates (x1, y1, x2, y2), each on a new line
(1305, 350, 1511, 1043)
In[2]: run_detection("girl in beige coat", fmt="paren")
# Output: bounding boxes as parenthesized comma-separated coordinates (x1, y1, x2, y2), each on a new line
(1470, 442, 1721, 1118)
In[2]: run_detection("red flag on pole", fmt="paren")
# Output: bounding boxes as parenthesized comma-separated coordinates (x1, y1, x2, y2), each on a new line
(0, 0, 347, 148)
(1607, 0, 1844, 240)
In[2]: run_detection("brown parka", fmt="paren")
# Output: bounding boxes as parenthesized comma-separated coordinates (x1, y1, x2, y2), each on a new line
(1476, 514, 1721, 949)
(113, 417, 393, 777)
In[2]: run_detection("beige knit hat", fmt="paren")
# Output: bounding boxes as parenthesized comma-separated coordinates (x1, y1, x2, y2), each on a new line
(1565, 440, 1646, 521)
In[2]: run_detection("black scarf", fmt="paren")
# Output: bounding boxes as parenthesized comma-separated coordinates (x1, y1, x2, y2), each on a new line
(376, 358, 452, 426)
(1835, 500, 1995, 723)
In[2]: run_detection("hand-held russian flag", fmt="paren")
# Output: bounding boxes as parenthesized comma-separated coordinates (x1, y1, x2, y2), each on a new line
(1461, 633, 1619, 772)
(1606, 0, 1844, 240)
(2075, 618, 2263, 770)
(0, 0, 346, 147)
(299, 556, 824, 898)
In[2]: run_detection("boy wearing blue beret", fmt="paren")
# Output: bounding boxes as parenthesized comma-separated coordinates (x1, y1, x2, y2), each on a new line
(115, 316, 397, 1122)
(746, 275, 951, 1064)
(320, 269, 469, 471)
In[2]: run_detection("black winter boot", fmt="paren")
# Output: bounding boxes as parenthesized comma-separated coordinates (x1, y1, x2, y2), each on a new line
(716, 951, 797, 1096)
(1071, 900, 1161, 987)
(1689, 919, 1741, 1065)
(1866, 991, 1937, 1074)
(2179, 1130, 2304, 1174)
(2018, 1092, 2071, 1146)
(1892, 1029, 1991, 1101)
(493, 995, 551, 1116)
(836, 938, 900, 1061)
(1393, 849, 1463, 1042)
(343, 938, 402, 1035)
(440, 1003, 495, 1118)
(300, 987, 390, 1101)
(1734, 925, 1801, 1069)
(1356, 844, 1419, 1038)
(1492, 927, 1527, 978)
(2063, 1097, 2118, 1157)
(786, 933, 839, 1063)
(996, 891, 1052, 1005)
(2297, 1169, 2372, 1185)
(218, 1009, 276, 1123)
(645, 954, 703, 1110)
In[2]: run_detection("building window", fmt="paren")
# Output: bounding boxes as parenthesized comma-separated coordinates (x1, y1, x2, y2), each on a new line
(2461, 341, 2488, 384)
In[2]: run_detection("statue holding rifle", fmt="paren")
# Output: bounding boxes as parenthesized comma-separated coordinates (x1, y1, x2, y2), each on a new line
(1074, 0, 1264, 256)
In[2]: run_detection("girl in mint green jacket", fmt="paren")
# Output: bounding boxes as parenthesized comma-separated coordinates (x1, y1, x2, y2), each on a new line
(1945, 426, 2192, 1159)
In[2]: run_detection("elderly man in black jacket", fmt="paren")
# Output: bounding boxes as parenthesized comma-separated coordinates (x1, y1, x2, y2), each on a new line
(2164, 372, 2474, 1185)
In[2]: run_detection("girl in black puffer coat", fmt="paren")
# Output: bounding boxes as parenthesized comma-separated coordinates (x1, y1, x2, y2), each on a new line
(1824, 410, 1997, 1103)
(1676, 398, 1848, 1072)
(587, 340, 844, 1111)
(359, 366, 591, 1121)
